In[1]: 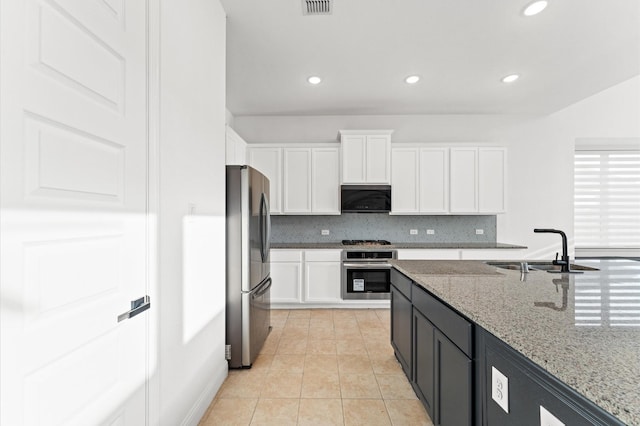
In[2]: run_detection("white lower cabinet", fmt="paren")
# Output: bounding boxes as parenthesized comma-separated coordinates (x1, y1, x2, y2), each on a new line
(270, 250, 303, 304)
(271, 249, 341, 306)
(304, 250, 342, 303)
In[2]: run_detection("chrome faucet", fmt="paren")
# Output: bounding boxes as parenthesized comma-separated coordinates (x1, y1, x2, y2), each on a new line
(533, 228, 571, 273)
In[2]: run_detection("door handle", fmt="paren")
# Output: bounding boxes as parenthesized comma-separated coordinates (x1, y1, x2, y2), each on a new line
(117, 295, 150, 322)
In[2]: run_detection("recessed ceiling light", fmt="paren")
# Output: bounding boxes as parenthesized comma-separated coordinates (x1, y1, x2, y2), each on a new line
(502, 74, 520, 83)
(523, 0, 548, 16)
(405, 75, 420, 84)
(307, 76, 322, 85)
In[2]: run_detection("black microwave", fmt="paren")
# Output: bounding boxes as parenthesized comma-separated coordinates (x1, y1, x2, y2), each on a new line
(341, 185, 391, 213)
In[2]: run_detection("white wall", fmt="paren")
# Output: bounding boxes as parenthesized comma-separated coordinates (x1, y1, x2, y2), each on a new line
(159, 0, 227, 424)
(233, 76, 640, 259)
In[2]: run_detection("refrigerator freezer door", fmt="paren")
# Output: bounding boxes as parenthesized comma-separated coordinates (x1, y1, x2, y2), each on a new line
(241, 276, 272, 366)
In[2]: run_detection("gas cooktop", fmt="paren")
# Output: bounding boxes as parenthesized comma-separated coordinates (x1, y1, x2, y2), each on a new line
(342, 239, 391, 246)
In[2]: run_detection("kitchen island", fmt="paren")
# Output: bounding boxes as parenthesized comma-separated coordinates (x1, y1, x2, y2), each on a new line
(391, 258, 639, 425)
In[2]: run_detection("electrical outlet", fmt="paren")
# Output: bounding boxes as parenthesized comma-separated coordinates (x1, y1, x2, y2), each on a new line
(540, 406, 564, 426)
(476, 229, 484, 235)
(426, 229, 435, 235)
(491, 366, 509, 413)
(321, 229, 330, 236)
(410, 229, 418, 235)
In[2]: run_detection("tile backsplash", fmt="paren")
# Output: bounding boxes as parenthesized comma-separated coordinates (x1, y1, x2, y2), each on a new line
(271, 214, 496, 243)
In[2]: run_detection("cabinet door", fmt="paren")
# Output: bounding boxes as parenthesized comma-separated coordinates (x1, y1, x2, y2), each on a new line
(450, 147, 478, 213)
(420, 148, 449, 213)
(391, 284, 412, 377)
(312, 148, 340, 214)
(391, 148, 419, 213)
(270, 261, 302, 304)
(342, 135, 367, 183)
(283, 148, 312, 213)
(366, 135, 391, 184)
(478, 148, 506, 213)
(225, 126, 247, 165)
(482, 331, 621, 426)
(248, 147, 282, 214)
(436, 330, 472, 426)
(414, 309, 436, 420)
(304, 261, 341, 302)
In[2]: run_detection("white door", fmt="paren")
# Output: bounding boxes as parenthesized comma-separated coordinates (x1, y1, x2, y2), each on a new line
(0, 0, 149, 425)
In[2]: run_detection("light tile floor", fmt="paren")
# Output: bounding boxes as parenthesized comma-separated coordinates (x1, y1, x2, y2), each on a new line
(199, 309, 434, 426)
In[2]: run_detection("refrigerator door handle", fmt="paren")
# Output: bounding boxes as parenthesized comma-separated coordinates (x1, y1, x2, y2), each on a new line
(252, 277, 272, 298)
(259, 193, 270, 262)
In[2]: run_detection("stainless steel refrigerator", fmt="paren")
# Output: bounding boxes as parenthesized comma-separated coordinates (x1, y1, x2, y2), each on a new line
(226, 165, 272, 368)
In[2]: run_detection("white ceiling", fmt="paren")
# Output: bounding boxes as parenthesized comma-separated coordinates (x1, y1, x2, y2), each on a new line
(220, 0, 640, 117)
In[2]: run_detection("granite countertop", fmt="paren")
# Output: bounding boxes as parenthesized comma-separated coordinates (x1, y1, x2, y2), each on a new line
(391, 258, 640, 425)
(271, 242, 527, 250)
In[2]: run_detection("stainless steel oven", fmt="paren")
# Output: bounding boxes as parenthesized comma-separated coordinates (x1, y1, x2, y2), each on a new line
(341, 248, 397, 300)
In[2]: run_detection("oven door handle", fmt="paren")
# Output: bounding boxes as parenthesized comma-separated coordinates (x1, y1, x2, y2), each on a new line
(342, 263, 393, 268)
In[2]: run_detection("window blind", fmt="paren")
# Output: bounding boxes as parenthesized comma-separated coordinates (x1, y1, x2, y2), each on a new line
(574, 150, 640, 250)
(574, 259, 640, 328)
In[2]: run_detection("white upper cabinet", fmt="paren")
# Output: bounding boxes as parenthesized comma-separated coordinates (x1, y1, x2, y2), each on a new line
(392, 147, 449, 214)
(478, 148, 506, 213)
(225, 126, 247, 165)
(340, 130, 392, 184)
(450, 147, 507, 214)
(391, 148, 420, 213)
(312, 148, 341, 214)
(419, 148, 450, 213)
(283, 148, 312, 213)
(393, 145, 504, 215)
(450, 147, 478, 213)
(248, 146, 282, 214)
(250, 144, 340, 215)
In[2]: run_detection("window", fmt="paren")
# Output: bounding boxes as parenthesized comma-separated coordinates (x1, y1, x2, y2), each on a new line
(574, 143, 640, 255)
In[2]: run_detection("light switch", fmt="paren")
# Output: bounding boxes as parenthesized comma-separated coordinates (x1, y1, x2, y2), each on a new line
(491, 366, 509, 413)
(540, 406, 564, 426)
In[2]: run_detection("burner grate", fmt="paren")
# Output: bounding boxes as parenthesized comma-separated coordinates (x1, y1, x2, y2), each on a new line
(342, 239, 391, 246)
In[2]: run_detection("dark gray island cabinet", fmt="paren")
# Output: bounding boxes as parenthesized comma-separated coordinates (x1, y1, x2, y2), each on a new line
(390, 268, 624, 426)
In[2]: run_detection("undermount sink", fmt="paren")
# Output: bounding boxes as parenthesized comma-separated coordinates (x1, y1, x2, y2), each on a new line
(485, 261, 599, 272)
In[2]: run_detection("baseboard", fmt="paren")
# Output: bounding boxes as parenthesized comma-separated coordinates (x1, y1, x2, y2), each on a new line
(180, 364, 228, 426)
(272, 301, 390, 309)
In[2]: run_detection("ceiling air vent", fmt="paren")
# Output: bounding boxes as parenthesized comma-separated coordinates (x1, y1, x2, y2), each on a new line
(303, 0, 332, 15)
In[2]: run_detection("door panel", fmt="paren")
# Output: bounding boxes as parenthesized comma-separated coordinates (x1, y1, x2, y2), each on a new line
(1, 0, 148, 424)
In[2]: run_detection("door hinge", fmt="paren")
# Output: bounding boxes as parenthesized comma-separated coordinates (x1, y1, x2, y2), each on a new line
(225, 345, 231, 360)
